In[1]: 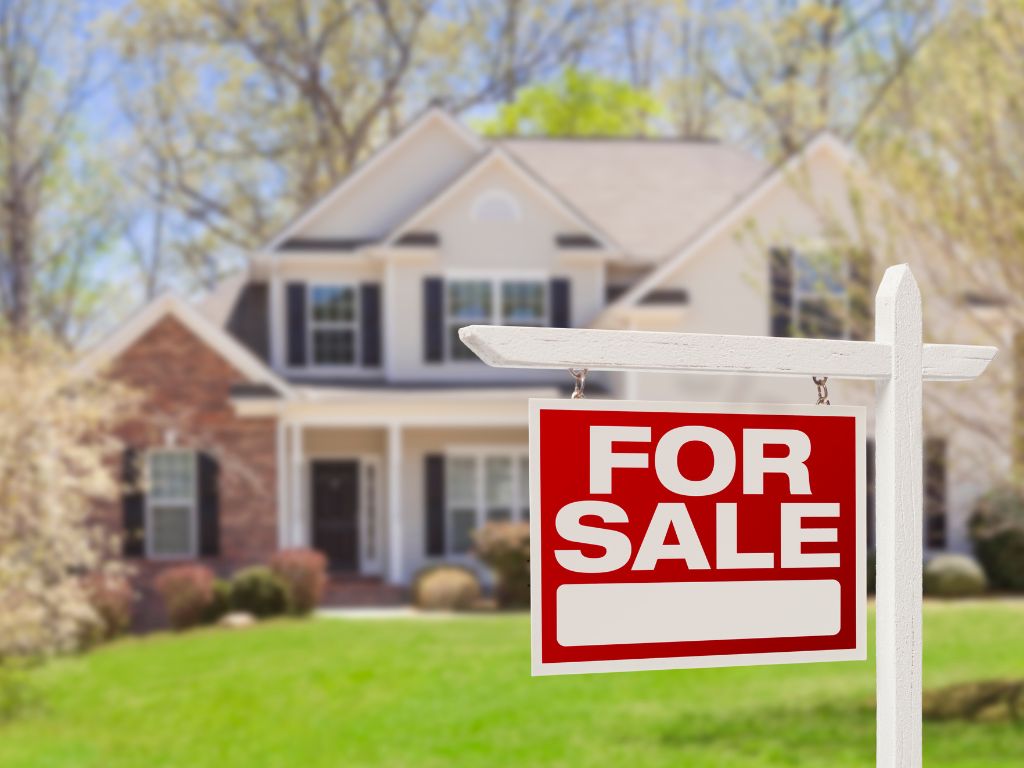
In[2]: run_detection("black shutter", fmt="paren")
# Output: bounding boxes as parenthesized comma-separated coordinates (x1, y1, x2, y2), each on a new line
(924, 438, 948, 549)
(550, 278, 571, 328)
(423, 277, 444, 363)
(360, 283, 382, 367)
(425, 454, 446, 556)
(121, 447, 144, 558)
(286, 282, 307, 366)
(769, 247, 793, 337)
(198, 452, 221, 558)
(848, 249, 873, 341)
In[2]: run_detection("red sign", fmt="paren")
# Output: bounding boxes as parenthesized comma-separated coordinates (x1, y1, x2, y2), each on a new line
(529, 399, 866, 676)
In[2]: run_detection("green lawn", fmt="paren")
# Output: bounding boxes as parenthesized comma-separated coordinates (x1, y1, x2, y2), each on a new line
(1, 602, 1022, 767)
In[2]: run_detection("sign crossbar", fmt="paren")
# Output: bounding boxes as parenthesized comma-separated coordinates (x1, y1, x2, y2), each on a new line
(459, 326, 995, 382)
(459, 264, 996, 768)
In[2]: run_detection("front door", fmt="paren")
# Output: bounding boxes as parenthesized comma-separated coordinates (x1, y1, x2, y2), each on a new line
(312, 460, 360, 572)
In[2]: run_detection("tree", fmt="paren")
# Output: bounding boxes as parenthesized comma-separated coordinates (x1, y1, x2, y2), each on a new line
(0, 0, 117, 341)
(690, 0, 940, 157)
(0, 336, 132, 659)
(855, 0, 1024, 479)
(109, 1, 613, 283)
(478, 68, 664, 136)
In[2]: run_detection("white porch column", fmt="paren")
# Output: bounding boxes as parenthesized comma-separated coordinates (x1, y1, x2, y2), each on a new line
(290, 423, 304, 547)
(387, 424, 404, 584)
(276, 419, 288, 548)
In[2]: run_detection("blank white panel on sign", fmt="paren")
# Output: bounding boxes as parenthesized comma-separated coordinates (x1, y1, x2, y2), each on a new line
(556, 580, 841, 647)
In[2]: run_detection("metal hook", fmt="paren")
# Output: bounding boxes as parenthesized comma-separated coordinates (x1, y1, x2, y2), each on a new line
(569, 368, 588, 399)
(813, 375, 830, 406)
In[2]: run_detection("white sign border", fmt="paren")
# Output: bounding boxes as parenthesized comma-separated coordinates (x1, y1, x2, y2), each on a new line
(529, 398, 867, 677)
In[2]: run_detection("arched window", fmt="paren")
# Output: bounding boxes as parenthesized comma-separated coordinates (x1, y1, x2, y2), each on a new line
(471, 188, 521, 222)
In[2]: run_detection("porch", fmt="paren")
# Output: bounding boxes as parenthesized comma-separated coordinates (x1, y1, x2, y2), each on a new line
(271, 400, 531, 588)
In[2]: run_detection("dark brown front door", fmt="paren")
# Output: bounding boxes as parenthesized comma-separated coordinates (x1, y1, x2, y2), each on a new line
(312, 460, 360, 572)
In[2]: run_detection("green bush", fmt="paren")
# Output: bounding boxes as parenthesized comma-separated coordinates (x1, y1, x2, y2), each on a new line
(229, 567, 290, 618)
(924, 554, 987, 598)
(474, 522, 530, 608)
(970, 486, 1024, 591)
(270, 549, 328, 615)
(154, 565, 217, 630)
(412, 565, 482, 611)
(202, 579, 232, 625)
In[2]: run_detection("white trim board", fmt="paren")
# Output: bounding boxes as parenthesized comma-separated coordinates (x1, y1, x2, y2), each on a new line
(75, 293, 295, 398)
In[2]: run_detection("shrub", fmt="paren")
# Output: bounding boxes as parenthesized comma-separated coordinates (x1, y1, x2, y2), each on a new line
(924, 554, 987, 598)
(413, 565, 482, 611)
(229, 566, 290, 618)
(866, 551, 876, 596)
(970, 486, 1024, 591)
(474, 522, 530, 608)
(202, 579, 232, 625)
(81, 572, 134, 644)
(269, 549, 328, 615)
(154, 565, 216, 630)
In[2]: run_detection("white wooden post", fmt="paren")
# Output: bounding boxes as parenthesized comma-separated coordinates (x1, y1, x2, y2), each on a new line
(874, 266, 923, 767)
(458, 264, 997, 768)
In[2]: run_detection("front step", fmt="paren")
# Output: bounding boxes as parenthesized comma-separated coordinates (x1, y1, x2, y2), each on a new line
(322, 576, 407, 607)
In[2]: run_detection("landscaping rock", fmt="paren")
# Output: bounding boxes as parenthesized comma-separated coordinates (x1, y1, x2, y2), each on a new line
(218, 612, 256, 630)
(923, 679, 1023, 722)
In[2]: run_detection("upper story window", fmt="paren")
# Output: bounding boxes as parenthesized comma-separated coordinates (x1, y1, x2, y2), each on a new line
(471, 188, 521, 222)
(147, 450, 197, 558)
(310, 284, 358, 366)
(770, 246, 871, 341)
(446, 278, 547, 360)
(793, 250, 847, 339)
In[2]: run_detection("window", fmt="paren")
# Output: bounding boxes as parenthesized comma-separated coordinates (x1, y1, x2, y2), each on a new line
(792, 250, 847, 339)
(309, 284, 358, 366)
(924, 438, 948, 549)
(447, 281, 492, 361)
(446, 278, 547, 360)
(147, 451, 197, 558)
(445, 452, 530, 555)
(471, 189, 521, 221)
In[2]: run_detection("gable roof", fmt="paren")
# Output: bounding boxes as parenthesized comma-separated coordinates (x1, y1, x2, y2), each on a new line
(602, 132, 857, 315)
(75, 293, 294, 398)
(498, 137, 767, 261)
(384, 146, 618, 250)
(262, 107, 482, 253)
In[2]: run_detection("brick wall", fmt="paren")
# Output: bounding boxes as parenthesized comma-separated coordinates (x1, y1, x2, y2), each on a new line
(99, 315, 278, 627)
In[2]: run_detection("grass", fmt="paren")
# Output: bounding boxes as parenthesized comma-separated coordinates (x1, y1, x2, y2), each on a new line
(1, 602, 1022, 767)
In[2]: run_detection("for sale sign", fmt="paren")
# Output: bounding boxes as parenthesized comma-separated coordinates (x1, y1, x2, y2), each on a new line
(529, 399, 866, 676)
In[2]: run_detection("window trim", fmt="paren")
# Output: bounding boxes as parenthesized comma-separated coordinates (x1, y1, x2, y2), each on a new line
(444, 448, 530, 557)
(444, 273, 549, 361)
(790, 247, 851, 340)
(307, 282, 360, 368)
(145, 449, 199, 560)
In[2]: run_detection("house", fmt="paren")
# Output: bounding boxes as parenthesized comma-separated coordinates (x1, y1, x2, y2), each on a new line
(79, 108, 994, 619)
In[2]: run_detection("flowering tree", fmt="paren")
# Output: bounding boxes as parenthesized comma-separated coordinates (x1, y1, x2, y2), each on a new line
(0, 336, 133, 659)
